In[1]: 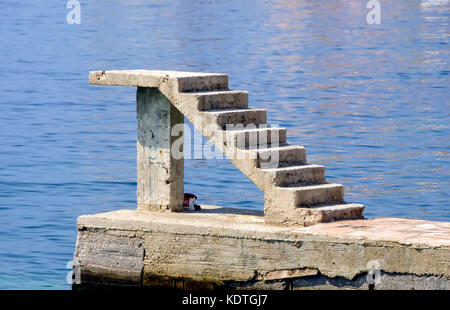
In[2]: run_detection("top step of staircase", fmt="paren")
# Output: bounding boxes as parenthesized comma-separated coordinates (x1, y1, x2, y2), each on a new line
(89, 70, 229, 92)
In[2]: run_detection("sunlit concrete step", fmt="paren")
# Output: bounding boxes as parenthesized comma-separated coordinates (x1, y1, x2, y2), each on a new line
(255, 144, 306, 168)
(202, 108, 267, 129)
(273, 183, 345, 208)
(265, 203, 365, 226)
(184, 90, 248, 111)
(261, 164, 325, 186)
(176, 74, 229, 92)
(89, 70, 229, 92)
(308, 203, 365, 223)
(224, 127, 287, 148)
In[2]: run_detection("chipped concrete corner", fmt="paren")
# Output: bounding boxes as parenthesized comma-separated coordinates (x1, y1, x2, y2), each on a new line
(73, 206, 450, 290)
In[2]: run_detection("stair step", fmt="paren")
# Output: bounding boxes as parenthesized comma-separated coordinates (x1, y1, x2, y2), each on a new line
(262, 164, 325, 186)
(256, 144, 306, 168)
(224, 127, 287, 148)
(203, 108, 267, 129)
(306, 203, 365, 222)
(265, 203, 364, 226)
(186, 90, 248, 111)
(275, 183, 345, 207)
(177, 74, 229, 92)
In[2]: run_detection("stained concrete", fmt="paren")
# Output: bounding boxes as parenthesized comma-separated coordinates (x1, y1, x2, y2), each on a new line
(74, 206, 450, 289)
(136, 87, 184, 211)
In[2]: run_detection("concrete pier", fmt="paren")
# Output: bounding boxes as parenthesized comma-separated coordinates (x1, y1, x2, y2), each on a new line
(74, 206, 450, 289)
(75, 70, 450, 289)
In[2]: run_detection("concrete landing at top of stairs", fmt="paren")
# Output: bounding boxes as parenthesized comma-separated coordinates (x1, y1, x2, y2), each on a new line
(89, 70, 228, 91)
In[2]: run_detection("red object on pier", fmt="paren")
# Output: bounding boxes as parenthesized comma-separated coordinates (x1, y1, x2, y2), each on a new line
(183, 193, 197, 211)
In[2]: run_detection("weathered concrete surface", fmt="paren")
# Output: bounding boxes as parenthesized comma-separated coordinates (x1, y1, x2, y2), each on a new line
(74, 230, 144, 286)
(292, 272, 450, 290)
(136, 87, 184, 211)
(89, 70, 365, 225)
(74, 206, 450, 289)
(89, 70, 229, 92)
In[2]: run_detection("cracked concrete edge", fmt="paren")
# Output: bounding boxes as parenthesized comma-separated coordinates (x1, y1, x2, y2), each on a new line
(74, 208, 450, 284)
(76, 208, 450, 250)
(88, 70, 228, 92)
(73, 228, 450, 289)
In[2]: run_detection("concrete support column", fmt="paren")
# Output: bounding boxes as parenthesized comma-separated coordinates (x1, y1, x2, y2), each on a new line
(136, 87, 184, 212)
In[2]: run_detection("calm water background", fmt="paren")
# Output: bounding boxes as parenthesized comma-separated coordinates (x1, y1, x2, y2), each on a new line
(0, 0, 448, 289)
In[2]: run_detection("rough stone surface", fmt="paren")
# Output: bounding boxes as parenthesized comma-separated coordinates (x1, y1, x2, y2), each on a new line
(293, 272, 450, 290)
(293, 273, 370, 290)
(74, 228, 144, 286)
(293, 271, 448, 290)
(89, 70, 229, 92)
(136, 87, 184, 211)
(256, 144, 306, 168)
(74, 207, 450, 289)
(191, 90, 248, 111)
(262, 164, 325, 186)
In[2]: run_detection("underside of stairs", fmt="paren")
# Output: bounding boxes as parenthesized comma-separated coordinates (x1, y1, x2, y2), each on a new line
(89, 70, 365, 226)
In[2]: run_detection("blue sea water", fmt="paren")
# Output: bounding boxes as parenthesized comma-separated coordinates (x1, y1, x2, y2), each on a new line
(0, 0, 448, 289)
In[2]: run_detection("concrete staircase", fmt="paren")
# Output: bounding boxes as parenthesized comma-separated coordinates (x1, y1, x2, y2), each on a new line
(89, 70, 365, 226)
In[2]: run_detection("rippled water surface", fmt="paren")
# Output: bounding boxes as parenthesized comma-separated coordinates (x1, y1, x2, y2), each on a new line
(0, 0, 448, 289)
